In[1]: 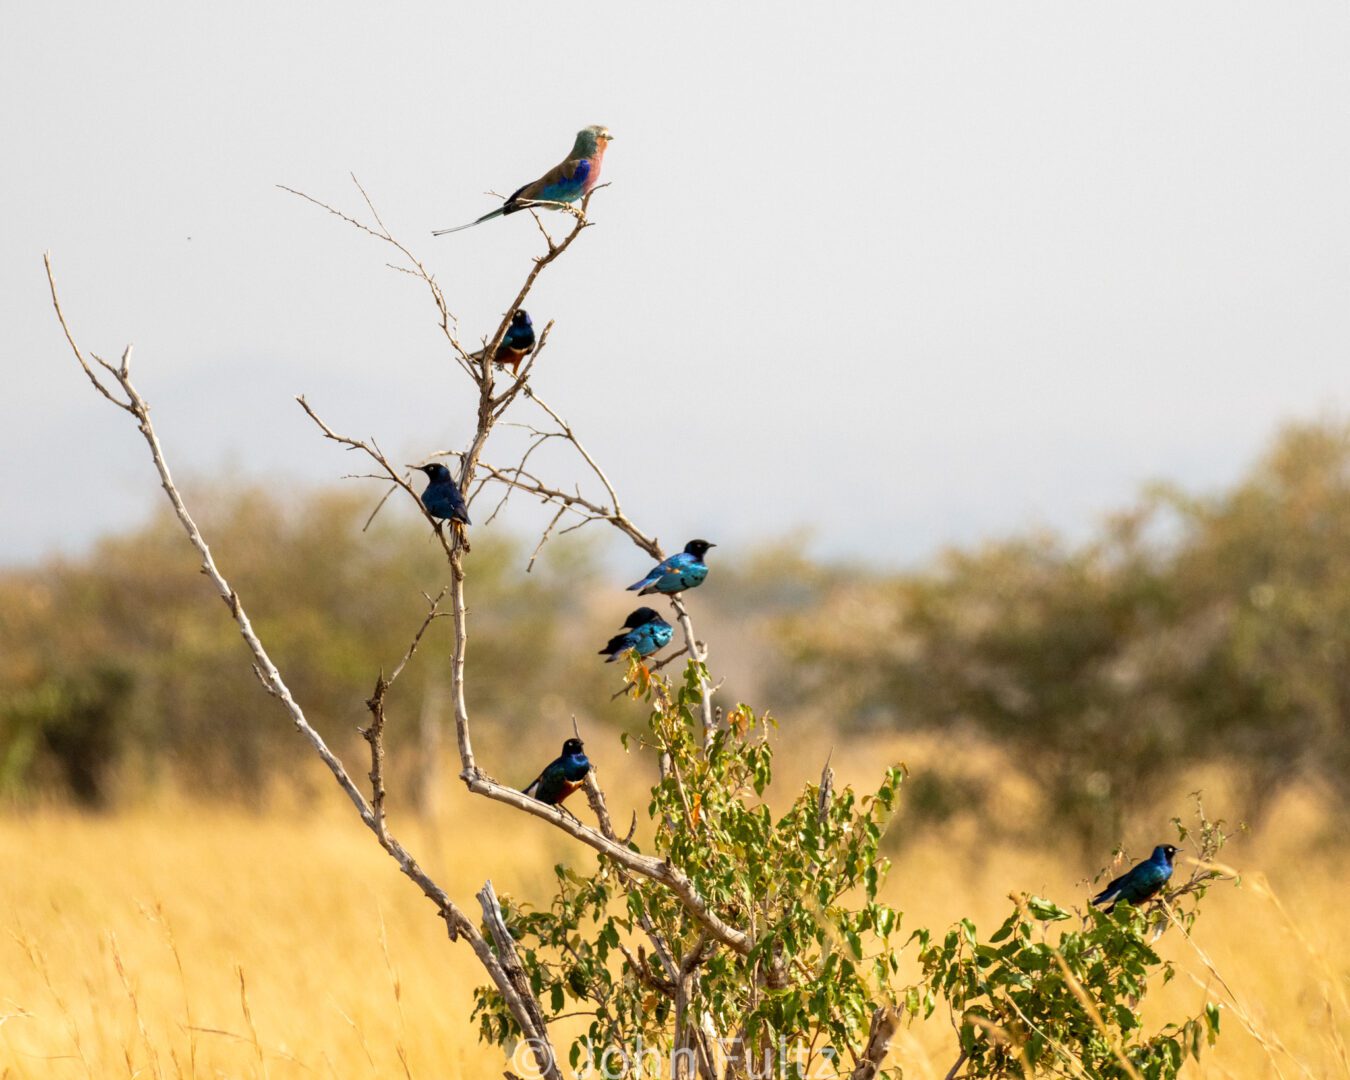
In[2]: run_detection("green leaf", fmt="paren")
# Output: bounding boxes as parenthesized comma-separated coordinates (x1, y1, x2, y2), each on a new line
(1026, 896, 1072, 922)
(1205, 1002, 1221, 1042)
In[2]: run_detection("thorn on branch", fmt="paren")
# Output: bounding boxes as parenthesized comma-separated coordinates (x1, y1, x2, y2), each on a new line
(250, 665, 280, 698)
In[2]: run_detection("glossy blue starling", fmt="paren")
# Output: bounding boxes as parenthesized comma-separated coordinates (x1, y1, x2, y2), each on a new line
(627, 540, 715, 596)
(598, 607, 674, 663)
(414, 463, 470, 527)
(1092, 844, 1179, 912)
(522, 738, 591, 806)
(470, 310, 535, 376)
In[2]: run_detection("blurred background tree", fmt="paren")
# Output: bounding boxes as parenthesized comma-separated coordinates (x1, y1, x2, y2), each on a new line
(779, 418, 1350, 853)
(0, 486, 615, 805)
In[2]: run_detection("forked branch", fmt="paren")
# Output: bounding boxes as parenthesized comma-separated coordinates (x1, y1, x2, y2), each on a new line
(44, 253, 559, 1078)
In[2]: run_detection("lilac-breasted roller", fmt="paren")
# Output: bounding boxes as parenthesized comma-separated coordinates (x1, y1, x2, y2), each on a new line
(432, 125, 614, 236)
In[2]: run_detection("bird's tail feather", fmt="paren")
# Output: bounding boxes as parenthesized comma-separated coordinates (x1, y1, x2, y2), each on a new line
(522, 778, 540, 796)
(431, 207, 506, 236)
(602, 632, 639, 659)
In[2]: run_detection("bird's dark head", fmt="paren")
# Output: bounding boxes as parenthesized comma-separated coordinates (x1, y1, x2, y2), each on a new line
(511, 309, 532, 328)
(1155, 844, 1179, 864)
(562, 737, 585, 757)
(415, 463, 452, 483)
(684, 539, 716, 560)
(624, 607, 661, 629)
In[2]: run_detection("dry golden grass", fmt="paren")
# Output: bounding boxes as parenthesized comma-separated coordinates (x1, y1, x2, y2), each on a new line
(1, 752, 1347, 1079)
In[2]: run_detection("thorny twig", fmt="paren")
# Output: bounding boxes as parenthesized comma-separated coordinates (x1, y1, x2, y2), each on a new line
(295, 395, 462, 556)
(279, 177, 477, 381)
(363, 588, 449, 842)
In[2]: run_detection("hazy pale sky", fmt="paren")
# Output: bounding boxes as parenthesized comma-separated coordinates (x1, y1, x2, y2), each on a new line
(4, 2, 1348, 566)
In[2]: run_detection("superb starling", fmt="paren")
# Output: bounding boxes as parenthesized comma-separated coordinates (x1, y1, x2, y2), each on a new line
(1092, 844, 1179, 912)
(414, 463, 470, 527)
(470, 310, 535, 376)
(432, 125, 614, 235)
(627, 540, 715, 596)
(522, 738, 591, 806)
(598, 607, 674, 663)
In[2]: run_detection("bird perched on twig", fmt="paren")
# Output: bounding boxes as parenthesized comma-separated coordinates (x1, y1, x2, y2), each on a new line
(627, 540, 715, 596)
(599, 607, 673, 663)
(523, 738, 591, 808)
(413, 463, 470, 528)
(470, 310, 535, 376)
(1091, 844, 1178, 912)
(432, 125, 614, 236)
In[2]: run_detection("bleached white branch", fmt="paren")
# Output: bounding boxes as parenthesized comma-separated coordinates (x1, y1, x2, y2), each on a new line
(44, 253, 555, 1073)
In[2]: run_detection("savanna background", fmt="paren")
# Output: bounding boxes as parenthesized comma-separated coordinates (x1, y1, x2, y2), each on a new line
(4, 2, 1350, 1077)
(3, 422, 1350, 1076)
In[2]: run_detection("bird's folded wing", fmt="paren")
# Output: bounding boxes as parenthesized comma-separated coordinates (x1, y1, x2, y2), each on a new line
(515, 158, 590, 203)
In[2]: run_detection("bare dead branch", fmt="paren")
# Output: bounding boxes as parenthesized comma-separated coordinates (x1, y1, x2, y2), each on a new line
(363, 587, 449, 841)
(478, 882, 557, 1074)
(295, 395, 462, 557)
(522, 388, 635, 538)
(669, 594, 715, 743)
(526, 504, 570, 573)
(482, 430, 562, 526)
(850, 1006, 902, 1080)
(476, 459, 660, 559)
(476, 383, 717, 732)
(393, 587, 450, 685)
(53, 173, 748, 1063)
(362, 481, 402, 532)
(44, 253, 134, 412)
(466, 768, 749, 955)
(45, 258, 554, 1070)
(278, 179, 476, 380)
(575, 736, 680, 983)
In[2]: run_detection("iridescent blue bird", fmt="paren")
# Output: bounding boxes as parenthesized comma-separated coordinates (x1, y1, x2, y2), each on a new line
(470, 310, 535, 376)
(433, 125, 614, 235)
(627, 540, 715, 596)
(469, 310, 537, 378)
(1091, 844, 1178, 912)
(413, 463, 470, 527)
(522, 738, 591, 807)
(599, 607, 673, 663)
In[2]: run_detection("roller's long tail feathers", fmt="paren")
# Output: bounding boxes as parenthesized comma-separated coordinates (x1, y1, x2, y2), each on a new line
(432, 206, 507, 236)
